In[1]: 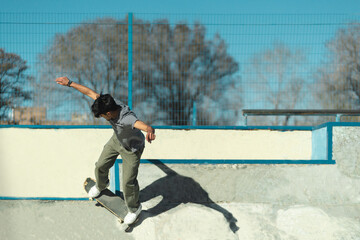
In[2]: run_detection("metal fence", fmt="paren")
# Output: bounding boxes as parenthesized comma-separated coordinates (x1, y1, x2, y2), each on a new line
(1, 13, 359, 126)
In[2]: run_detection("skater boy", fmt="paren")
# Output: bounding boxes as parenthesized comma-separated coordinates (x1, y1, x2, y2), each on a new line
(55, 76, 156, 224)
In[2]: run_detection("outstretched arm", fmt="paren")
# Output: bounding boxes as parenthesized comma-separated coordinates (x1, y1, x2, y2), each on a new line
(55, 76, 100, 100)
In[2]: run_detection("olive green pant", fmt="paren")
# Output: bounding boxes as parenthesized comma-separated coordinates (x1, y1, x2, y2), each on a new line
(95, 133, 143, 213)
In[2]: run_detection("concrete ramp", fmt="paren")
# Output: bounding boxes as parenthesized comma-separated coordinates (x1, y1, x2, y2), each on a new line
(1, 159, 359, 239)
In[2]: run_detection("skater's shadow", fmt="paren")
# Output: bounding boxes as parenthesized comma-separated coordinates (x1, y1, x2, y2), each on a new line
(136, 160, 239, 233)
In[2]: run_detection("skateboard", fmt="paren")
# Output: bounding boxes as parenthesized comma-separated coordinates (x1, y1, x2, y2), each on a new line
(83, 178, 139, 232)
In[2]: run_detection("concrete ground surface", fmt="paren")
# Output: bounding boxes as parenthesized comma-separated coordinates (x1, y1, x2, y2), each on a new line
(1, 162, 360, 240)
(0, 200, 359, 240)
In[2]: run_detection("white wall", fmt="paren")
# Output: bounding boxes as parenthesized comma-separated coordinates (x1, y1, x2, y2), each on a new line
(0, 128, 111, 198)
(145, 129, 312, 160)
(0, 127, 312, 198)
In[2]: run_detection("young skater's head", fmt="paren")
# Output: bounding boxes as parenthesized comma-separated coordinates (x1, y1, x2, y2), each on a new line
(91, 94, 119, 120)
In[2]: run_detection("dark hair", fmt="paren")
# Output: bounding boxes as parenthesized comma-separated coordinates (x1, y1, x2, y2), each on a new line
(91, 94, 119, 118)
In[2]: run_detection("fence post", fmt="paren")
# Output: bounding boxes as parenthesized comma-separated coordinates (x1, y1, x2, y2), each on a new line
(128, 12, 133, 109)
(109, 159, 121, 196)
(192, 101, 197, 126)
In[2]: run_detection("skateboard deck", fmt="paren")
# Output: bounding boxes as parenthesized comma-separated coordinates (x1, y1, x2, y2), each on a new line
(84, 178, 138, 231)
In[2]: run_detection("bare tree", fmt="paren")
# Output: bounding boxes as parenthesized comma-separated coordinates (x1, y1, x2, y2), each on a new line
(247, 43, 306, 125)
(133, 20, 239, 125)
(0, 49, 32, 123)
(38, 18, 129, 123)
(39, 17, 240, 125)
(316, 23, 360, 111)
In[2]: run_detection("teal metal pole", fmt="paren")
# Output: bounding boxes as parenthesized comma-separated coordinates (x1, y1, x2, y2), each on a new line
(192, 101, 197, 126)
(128, 12, 133, 109)
(109, 160, 120, 196)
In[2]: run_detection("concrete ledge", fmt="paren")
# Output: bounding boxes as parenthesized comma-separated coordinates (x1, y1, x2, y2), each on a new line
(0, 122, 359, 199)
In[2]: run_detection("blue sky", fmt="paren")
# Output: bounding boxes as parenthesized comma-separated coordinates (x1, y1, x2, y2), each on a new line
(1, 0, 359, 123)
(1, 0, 360, 14)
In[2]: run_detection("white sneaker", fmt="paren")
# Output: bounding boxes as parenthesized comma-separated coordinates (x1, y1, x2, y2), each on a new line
(88, 186, 101, 198)
(124, 204, 142, 225)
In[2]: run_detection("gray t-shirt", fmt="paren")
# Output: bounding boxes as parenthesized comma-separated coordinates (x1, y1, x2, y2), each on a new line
(109, 100, 145, 152)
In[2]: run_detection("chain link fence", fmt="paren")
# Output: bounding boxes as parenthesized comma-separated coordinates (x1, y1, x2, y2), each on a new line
(1, 13, 359, 125)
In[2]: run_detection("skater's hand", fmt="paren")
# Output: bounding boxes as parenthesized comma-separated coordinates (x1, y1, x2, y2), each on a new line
(146, 126, 156, 143)
(55, 76, 72, 87)
(134, 121, 156, 143)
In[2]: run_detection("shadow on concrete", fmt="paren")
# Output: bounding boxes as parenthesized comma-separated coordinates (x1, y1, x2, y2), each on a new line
(137, 160, 239, 233)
